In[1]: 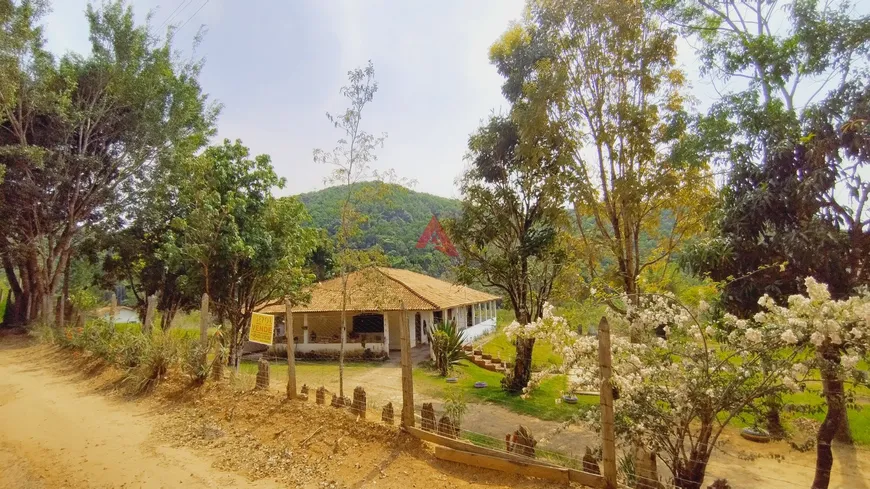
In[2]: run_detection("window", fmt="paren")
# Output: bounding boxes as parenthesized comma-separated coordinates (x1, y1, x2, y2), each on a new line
(352, 314, 384, 333)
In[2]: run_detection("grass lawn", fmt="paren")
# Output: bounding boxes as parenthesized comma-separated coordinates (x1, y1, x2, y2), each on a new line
(476, 310, 563, 369)
(724, 387, 870, 445)
(414, 359, 597, 422)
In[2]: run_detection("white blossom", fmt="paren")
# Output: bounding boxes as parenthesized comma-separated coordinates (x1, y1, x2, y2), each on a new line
(745, 328, 762, 344)
(843, 355, 860, 370)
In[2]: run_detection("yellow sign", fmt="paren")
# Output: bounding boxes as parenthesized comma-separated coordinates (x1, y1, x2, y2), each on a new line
(249, 313, 275, 345)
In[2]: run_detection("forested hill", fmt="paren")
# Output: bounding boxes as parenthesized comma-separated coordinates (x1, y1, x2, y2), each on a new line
(298, 182, 461, 278)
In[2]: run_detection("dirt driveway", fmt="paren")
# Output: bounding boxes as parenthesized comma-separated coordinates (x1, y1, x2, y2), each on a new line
(0, 338, 285, 489)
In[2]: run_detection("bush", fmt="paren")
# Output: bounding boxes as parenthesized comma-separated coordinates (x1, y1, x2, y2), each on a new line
(181, 340, 211, 384)
(125, 332, 179, 393)
(428, 319, 465, 376)
(29, 322, 57, 344)
(79, 319, 116, 361)
(110, 328, 148, 369)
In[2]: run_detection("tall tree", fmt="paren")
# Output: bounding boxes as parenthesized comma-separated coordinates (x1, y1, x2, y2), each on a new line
(494, 1, 713, 485)
(449, 115, 569, 393)
(164, 139, 318, 367)
(0, 0, 215, 326)
(664, 0, 870, 481)
(667, 0, 870, 315)
(507, 0, 713, 306)
(313, 61, 394, 400)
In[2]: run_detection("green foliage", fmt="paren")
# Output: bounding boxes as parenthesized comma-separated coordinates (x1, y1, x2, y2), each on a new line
(443, 388, 469, 428)
(110, 327, 148, 369)
(429, 319, 466, 376)
(299, 181, 460, 277)
(0, 0, 216, 326)
(447, 112, 569, 393)
(162, 138, 318, 366)
(498, 0, 713, 302)
(180, 340, 211, 384)
(414, 360, 596, 422)
(125, 331, 179, 393)
(670, 0, 870, 316)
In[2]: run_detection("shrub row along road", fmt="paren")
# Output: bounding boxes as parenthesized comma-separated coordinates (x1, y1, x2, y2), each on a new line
(0, 337, 281, 489)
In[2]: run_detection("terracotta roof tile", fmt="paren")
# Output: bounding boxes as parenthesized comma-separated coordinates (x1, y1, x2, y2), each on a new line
(257, 267, 498, 314)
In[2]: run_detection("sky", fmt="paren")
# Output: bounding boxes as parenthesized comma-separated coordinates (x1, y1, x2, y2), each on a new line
(41, 1, 865, 203)
(43, 0, 531, 199)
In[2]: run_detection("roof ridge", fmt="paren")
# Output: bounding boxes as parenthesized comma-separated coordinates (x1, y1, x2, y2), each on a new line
(374, 267, 438, 310)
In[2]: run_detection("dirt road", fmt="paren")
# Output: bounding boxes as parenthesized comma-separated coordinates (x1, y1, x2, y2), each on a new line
(2, 334, 869, 489)
(0, 339, 282, 489)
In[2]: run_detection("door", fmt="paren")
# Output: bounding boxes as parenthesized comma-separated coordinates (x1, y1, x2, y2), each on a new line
(415, 312, 422, 344)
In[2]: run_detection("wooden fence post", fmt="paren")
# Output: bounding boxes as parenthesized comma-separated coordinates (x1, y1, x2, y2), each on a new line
(400, 301, 415, 428)
(143, 294, 157, 334)
(199, 293, 209, 370)
(109, 292, 117, 327)
(56, 294, 64, 329)
(285, 299, 297, 400)
(43, 295, 54, 326)
(598, 316, 618, 489)
(200, 293, 209, 346)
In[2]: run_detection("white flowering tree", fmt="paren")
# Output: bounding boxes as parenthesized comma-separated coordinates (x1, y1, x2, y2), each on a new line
(508, 301, 807, 489)
(751, 278, 870, 489)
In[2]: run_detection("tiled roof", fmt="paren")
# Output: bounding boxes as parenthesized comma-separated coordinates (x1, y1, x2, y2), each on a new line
(257, 267, 499, 314)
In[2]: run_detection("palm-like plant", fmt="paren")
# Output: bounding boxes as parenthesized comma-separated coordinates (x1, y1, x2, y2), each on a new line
(428, 319, 466, 376)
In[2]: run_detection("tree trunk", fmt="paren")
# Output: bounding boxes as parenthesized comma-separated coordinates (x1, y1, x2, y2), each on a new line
(339, 308, 346, 398)
(59, 259, 70, 329)
(813, 349, 847, 489)
(764, 395, 787, 440)
(674, 464, 705, 489)
(824, 372, 853, 444)
(506, 337, 535, 393)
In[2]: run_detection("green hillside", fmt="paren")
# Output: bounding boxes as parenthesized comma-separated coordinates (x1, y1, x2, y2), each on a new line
(298, 182, 461, 278)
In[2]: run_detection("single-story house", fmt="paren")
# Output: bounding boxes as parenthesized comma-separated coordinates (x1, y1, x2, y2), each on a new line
(94, 305, 139, 324)
(257, 267, 499, 356)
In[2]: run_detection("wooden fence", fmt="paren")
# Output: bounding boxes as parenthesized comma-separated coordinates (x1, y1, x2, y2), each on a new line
(281, 301, 618, 488)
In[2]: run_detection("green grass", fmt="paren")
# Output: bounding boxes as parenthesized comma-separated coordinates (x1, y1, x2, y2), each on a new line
(720, 386, 870, 445)
(476, 310, 563, 369)
(414, 360, 597, 422)
(0, 287, 6, 320)
(113, 321, 218, 342)
(477, 305, 607, 370)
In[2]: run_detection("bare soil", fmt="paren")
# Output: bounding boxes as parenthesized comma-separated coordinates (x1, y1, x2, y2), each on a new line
(0, 334, 570, 489)
(281, 353, 870, 488)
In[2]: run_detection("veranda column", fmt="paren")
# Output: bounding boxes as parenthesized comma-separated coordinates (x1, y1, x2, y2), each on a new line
(409, 312, 416, 348)
(303, 314, 309, 344)
(383, 313, 390, 357)
(472, 303, 477, 326)
(424, 311, 433, 343)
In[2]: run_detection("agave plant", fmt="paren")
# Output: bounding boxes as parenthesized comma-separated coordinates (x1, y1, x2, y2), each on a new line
(428, 319, 466, 376)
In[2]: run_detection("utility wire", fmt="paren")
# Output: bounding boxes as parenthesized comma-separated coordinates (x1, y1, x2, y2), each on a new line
(158, 0, 194, 30)
(176, 0, 210, 32)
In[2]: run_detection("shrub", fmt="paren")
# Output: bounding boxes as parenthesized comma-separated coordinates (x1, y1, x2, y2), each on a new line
(110, 328, 148, 369)
(126, 332, 179, 393)
(79, 319, 116, 361)
(443, 388, 468, 430)
(29, 322, 57, 344)
(428, 319, 465, 376)
(181, 340, 212, 384)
